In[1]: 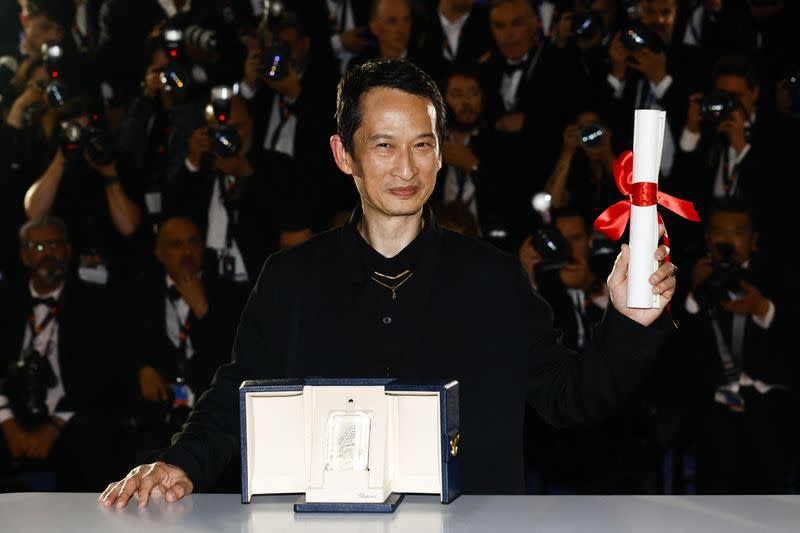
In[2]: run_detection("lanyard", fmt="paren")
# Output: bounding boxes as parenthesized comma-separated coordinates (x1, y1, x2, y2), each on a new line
(709, 308, 745, 385)
(269, 96, 293, 151)
(167, 298, 191, 381)
(25, 303, 58, 361)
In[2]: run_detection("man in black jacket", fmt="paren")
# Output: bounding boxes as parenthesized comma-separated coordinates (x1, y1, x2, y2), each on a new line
(0, 216, 122, 490)
(119, 217, 246, 451)
(101, 58, 677, 507)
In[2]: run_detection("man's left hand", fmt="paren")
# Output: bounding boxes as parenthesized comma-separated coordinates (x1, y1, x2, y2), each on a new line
(607, 225, 677, 326)
(721, 281, 771, 318)
(174, 269, 209, 319)
(717, 108, 748, 153)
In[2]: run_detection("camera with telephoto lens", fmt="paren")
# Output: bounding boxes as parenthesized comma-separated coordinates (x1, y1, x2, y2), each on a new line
(694, 242, 750, 311)
(209, 85, 241, 158)
(530, 192, 574, 273)
(3, 346, 58, 430)
(59, 112, 115, 166)
(184, 24, 218, 51)
(620, 22, 664, 53)
(580, 123, 606, 148)
(160, 26, 191, 94)
(42, 43, 69, 107)
(700, 90, 742, 126)
(259, 0, 293, 81)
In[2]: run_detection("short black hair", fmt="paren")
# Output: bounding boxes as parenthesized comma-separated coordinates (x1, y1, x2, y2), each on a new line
(551, 207, 591, 232)
(440, 63, 482, 94)
(712, 54, 759, 90)
(707, 199, 759, 231)
(335, 58, 447, 157)
(25, 0, 76, 30)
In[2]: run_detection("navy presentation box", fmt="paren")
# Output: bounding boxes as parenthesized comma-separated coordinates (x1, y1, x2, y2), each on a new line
(239, 378, 461, 512)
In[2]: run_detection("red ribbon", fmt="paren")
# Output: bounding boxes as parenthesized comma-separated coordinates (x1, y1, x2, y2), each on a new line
(593, 151, 701, 256)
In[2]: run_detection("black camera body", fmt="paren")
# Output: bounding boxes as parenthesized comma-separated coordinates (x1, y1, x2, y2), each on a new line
(209, 86, 242, 158)
(533, 226, 574, 273)
(59, 112, 115, 167)
(3, 346, 58, 430)
(580, 123, 606, 148)
(160, 27, 191, 94)
(700, 90, 742, 126)
(572, 11, 604, 42)
(695, 242, 750, 311)
(620, 22, 664, 53)
(42, 43, 69, 108)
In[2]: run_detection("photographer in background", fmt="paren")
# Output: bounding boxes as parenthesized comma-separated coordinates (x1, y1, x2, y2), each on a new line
(673, 54, 765, 220)
(118, 34, 208, 227)
(0, 217, 123, 491)
(166, 88, 311, 286)
(1, 0, 75, 62)
(679, 200, 795, 494)
(602, 0, 705, 179)
(240, 9, 346, 230)
(543, 110, 620, 221)
(22, 96, 144, 286)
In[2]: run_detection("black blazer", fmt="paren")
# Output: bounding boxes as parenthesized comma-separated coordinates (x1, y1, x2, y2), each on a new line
(117, 272, 247, 402)
(417, 3, 493, 83)
(0, 277, 118, 417)
(159, 209, 671, 494)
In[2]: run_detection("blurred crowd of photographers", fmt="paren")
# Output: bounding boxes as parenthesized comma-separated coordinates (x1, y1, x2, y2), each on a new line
(1, 0, 799, 495)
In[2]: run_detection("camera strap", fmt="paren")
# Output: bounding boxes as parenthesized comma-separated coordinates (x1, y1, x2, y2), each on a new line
(216, 173, 239, 251)
(709, 310, 746, 385)
(720, 147, 739, 197)
(24, 302, 59, 363)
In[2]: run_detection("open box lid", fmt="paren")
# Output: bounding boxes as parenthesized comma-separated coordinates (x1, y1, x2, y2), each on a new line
(239, 378, 461, 505)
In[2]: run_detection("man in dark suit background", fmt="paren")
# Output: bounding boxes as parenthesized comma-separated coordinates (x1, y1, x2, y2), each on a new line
(101, 58, 678, 508)
(417, 0, 493, 83)
(166, 91, 312, 286)
(118, 217, 246, 453)
(678, 201, 796, 494)
(0, 216, 123, 491)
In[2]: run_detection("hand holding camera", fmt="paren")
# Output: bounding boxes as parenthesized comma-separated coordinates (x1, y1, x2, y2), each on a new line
(553, 11, 575, 48)
(264, 62, 301, 101)
(187, 127, 212, 168)
(608, 32, 628, 80)
(1, 418, 28, 458)
(139, 365, 169, 402)
(173, 268, 209, 319)
(143, 60, 168, 100)
(561, 123, 581, 156)
(243, 48, 263, 89)
(628, 47, 668, 85)
(716, 107, 748, 152)
(518, 235, 544, 287)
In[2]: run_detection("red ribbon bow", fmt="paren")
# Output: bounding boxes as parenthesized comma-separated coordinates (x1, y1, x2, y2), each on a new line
(593, 151, 701, 254)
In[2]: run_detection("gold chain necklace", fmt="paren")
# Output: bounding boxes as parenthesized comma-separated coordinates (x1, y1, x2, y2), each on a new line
(370, 269, 414, 301)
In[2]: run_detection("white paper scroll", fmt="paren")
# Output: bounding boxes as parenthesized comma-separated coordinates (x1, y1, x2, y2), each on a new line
(627, 109, 666, 309)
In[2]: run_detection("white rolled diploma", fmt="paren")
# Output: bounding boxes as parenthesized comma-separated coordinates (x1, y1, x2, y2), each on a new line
(627, 109, 666, 309)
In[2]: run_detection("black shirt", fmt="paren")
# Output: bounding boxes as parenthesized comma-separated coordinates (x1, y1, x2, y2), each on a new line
(351, 209, 436, 376)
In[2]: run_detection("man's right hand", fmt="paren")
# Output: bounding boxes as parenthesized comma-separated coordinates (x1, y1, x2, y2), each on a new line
(1, 419, 28, 458)
(242, 49, 263, 89)
(100, 462, 194, 508)
(561, 123, 581, 155)
(608, 33, 628, 81)
(139, 365, 169, 402)
(187, 128, 211, 169)
(519, 236, 543, 287)
(686, 92, 704, 133)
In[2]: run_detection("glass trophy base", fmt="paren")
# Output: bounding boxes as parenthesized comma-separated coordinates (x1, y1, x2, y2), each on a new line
(293, 493, 404, 513)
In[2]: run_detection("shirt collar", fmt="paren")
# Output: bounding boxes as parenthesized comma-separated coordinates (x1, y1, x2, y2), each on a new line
(438, 7, 470, 31)
(29, 281, 64, 301)
(341, 205, 441, 285)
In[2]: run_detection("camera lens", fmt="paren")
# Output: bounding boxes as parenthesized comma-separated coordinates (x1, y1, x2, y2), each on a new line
(700, 90, 740, 125)
(211, 126, 241, 158)
(580, 124, 606, 148)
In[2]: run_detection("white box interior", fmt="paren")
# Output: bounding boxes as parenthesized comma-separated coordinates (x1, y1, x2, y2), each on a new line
(245, 385, 442, 503)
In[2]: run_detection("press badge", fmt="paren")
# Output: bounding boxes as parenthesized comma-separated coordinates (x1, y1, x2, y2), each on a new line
(171, 383, 196, 409)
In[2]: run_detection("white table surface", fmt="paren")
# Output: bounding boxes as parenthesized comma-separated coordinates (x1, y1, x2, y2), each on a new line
(2, 492, 799, 532)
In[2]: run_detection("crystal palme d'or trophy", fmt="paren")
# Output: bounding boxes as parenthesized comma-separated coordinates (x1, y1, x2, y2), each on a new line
(325, 410, 371, 472)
